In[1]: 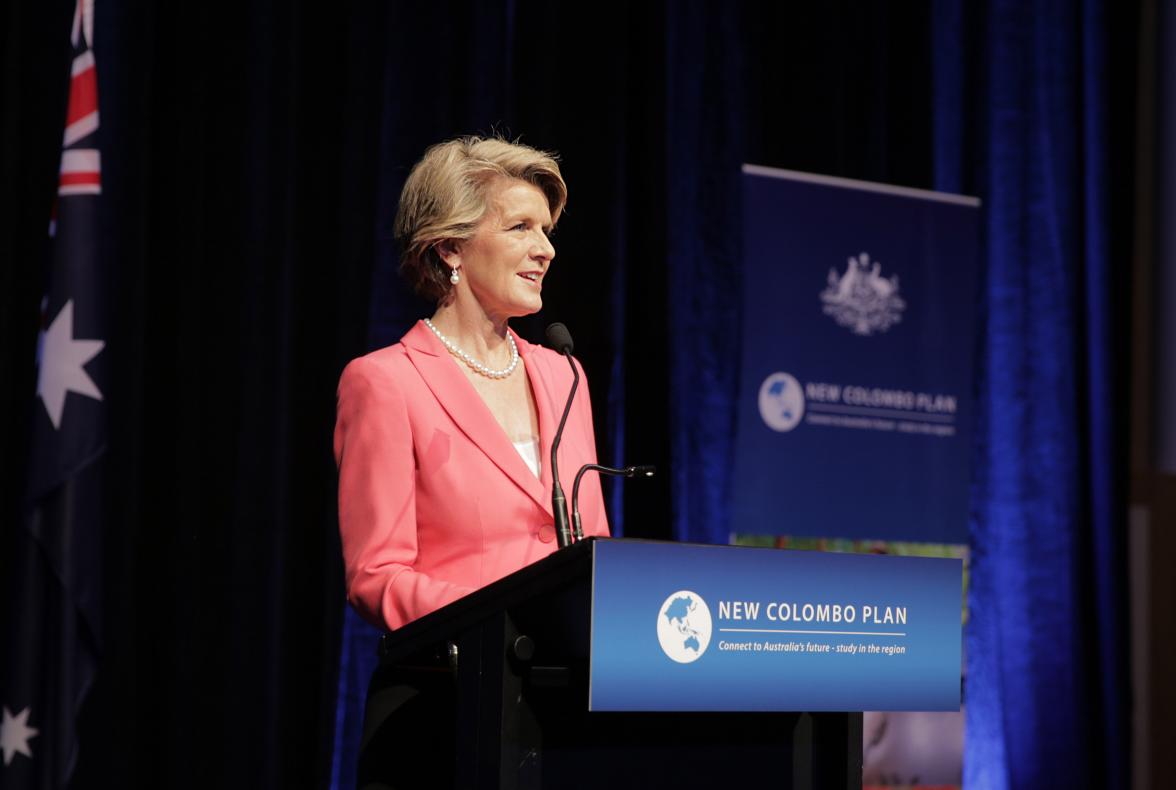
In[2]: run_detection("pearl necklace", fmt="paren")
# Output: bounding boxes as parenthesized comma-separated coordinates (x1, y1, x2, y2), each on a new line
(423, 318, 520, 379)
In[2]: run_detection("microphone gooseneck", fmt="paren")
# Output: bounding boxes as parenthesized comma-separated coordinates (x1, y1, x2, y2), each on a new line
(571, 464, 656, 540)
(545, 323, 578, 548)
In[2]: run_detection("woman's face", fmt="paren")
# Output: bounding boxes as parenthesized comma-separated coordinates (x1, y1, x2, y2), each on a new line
(448, 177, 555, 322)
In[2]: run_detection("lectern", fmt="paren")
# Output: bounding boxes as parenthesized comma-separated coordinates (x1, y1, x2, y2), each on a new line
(374, 538, 962, 790)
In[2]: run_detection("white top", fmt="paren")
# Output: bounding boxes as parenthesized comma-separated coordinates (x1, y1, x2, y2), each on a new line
(512, 437, 541, 479)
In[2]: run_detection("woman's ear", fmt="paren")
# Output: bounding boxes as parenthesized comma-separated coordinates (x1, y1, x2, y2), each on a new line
(434, 239, 461, 267)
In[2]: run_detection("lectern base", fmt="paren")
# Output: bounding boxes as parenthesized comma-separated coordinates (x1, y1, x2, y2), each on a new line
(366, 610, 862, 790)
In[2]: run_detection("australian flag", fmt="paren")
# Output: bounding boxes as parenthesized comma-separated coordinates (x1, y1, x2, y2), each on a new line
(1, 0, 106, 785)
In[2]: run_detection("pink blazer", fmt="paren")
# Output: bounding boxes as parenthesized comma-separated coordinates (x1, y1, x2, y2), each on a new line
(334, 320, 609, 631)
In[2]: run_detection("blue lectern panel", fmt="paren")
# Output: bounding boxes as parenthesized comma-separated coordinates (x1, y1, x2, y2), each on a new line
(589, 540, 962, 712)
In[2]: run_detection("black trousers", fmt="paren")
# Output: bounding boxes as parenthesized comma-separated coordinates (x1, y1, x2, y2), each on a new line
(356, 663, 456, 790)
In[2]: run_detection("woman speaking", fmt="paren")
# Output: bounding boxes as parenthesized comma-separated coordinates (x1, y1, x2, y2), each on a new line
(334, 135, 610, 635)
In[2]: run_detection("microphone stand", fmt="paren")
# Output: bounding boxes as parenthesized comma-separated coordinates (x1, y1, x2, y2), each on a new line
(550, 348, 579, 548)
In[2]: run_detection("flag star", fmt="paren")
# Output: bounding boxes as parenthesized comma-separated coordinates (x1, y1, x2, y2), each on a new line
(36, 299, 105, 430)
(0, 706, 39, 766)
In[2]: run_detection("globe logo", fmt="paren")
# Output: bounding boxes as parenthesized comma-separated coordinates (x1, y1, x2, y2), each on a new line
(656, 591, 713, 663)
(758, 372, 805, 432)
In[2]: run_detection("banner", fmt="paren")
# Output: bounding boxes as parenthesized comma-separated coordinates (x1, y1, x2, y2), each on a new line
(732, 166, 980, 543)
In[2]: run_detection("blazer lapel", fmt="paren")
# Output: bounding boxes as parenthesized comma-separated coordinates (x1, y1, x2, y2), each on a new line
(402, 321, 554, 517)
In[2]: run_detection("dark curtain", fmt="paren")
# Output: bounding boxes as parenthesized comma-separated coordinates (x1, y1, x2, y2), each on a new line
(77, 4, 393, 787)
(3, 1, 388, 787)
(0, 2, 1136, 789)
(932, 1, 1135, 787)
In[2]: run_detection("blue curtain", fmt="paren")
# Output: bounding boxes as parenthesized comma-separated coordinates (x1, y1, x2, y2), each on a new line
(933, 1, 1127, 787)
(665, 3, 745, 545)
(666, 1, 1129, 786)
(329, 607, 381, 790)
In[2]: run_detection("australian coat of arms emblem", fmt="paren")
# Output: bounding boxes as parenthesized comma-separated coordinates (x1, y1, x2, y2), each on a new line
(820, 252, 905, 336)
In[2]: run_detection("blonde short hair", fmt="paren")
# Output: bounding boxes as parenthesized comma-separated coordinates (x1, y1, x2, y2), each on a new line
(394, 136, 567, 303)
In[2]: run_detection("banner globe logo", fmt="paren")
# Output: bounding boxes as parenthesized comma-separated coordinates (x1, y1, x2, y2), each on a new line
(656, 591, 713, 663)
(758, 372, 805, 432)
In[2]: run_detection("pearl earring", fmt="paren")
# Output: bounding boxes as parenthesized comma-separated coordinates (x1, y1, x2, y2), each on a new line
(450, 267, 460, 285)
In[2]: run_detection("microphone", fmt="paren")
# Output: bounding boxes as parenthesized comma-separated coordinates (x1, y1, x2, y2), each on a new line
(545, 323, 577, 548)
(571, 464, 656, 540)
